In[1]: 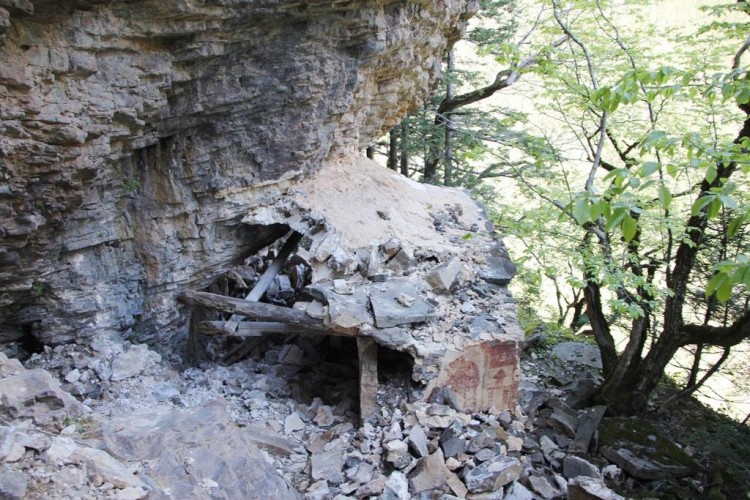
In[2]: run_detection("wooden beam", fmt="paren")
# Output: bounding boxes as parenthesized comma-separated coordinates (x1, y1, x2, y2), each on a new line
(199, 321, 332, 337)
(358, 337, 379, 424)
(179, 289, 329, 330)
(224, 231, 303, 332)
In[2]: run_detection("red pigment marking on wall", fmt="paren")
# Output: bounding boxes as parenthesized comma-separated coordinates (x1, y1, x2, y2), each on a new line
(446, 356, 480, 409)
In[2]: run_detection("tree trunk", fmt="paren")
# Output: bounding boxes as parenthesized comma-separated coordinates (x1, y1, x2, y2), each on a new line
(366, 146, 374, 159)
(399, 121, 410, 177)
(443, 50, 455, 186)
(388, 128, 398, 171)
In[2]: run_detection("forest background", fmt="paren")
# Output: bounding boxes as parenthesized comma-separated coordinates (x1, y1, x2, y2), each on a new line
(368, 0, 750, 422)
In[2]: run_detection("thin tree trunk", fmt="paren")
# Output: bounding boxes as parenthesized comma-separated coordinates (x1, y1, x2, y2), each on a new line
(388, 128, 398, 171)
(399, 121, 409, 177)
(443, 50, 454, 186)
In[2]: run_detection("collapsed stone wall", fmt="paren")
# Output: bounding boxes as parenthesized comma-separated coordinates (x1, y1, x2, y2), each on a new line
(0, 0, 479, 347)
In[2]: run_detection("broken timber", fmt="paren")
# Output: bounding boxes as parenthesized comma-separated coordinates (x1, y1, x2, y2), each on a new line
(178, 289, 359, 335)
(224, 231, 304, 333)
(221, 231, 303, 363)
(199, 321, 330, 338)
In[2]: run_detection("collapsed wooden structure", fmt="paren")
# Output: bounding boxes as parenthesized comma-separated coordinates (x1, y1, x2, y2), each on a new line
(178, 231, 381, 422)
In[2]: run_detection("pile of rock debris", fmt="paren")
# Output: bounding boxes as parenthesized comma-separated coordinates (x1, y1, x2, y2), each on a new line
(0, 328, 705, 499)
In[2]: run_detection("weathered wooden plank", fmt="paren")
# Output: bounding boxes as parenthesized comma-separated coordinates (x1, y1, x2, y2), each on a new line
(358, 337, 379, 424)
(179, 289, 327, 330)
(199, 321, 331, 337)
(224, 231, 303, 332)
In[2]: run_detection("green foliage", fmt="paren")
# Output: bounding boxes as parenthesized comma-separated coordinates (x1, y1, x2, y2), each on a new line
(31, 281, 45, 298)
(123, 178, 139, 193)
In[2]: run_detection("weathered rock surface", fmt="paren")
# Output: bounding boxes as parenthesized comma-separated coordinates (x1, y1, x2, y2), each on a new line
(0, 352, 82, 429)
(0, 0, 479, 348)
(102, 404, 300, 499)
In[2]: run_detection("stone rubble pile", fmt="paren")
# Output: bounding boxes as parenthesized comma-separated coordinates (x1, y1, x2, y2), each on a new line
(0, 331, 705, 500)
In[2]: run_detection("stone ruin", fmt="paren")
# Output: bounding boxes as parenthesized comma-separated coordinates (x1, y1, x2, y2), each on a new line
(0, 0, 522, 420)
(182, 156, 523, 421)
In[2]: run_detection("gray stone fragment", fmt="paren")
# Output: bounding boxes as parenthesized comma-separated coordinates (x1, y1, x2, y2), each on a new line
(408, 425, 429, 458)
(425, 257, 462, 294)
(306, 480, 330, 500)
(284, 412, 306, 434)
(0, 469, 27, 500)
(467, 428, 496, 453)
(309, 283, 371, 329)
(306, 300, 327, 320)
(381, 471, 409, 500)
(370, 279, 435, 328)
(0, 369, 83, 429)
(408, 449, 451, 493)
(468, 314, 502, 340)
(552, 342, 602, 369)
(312, 450, 346, 485)
(563, 455, 602, 480)
(464, 456, 522, 493)
(370, 328, 412, 350)
(505, 481, 534, 500)
(152, 382, 180, 402)
(441, 437, 466, 458)
(355, 473, 385, 497)
(601, 446, 691, 480)
(111, 344, 160, 381)
(528, 475, 558, 499)
(568, 476, 624, 500)
(72, 446, 148, 490)
(313, 405, 334, 427)
(45, 436, 77, 464)
(480, 256, 517, 285)
(102, 406, 298, 499)
(385, 440, 410, 469)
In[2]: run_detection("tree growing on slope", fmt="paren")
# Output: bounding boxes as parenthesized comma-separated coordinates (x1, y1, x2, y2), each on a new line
(506, 0, 750, 414)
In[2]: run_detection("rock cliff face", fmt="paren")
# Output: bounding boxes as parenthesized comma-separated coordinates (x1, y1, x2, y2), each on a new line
(0, 0, 479, 346)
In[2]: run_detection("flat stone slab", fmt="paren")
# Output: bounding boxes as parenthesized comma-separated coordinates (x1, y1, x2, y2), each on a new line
(552, 342, 602, 369)
(370, 278, 435, 328)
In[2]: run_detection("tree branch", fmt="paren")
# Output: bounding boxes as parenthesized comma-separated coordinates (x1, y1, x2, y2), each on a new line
(681, 310, 750, 348)
(437, 36, 569, 115)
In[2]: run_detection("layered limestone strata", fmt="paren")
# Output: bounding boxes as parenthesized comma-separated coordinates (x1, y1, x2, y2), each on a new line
(0, 0, 478, 345)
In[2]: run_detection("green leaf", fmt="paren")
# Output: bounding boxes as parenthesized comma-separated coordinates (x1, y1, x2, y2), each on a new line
(706, 273, 726, 298)
(622, 214, 637, 242)
(716, 280, 733, 302)
(691, 196, 713, 216)
(705, 164, 717, 183)
(605, 207, 627, 232)
(658, 185, 672, 209)
(573, 198, 591, 225)
(708, 197, 722, 219)
(639, 161, 659, 177)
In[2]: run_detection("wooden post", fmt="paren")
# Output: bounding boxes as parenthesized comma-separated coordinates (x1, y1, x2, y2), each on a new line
(358, 337, 379, 424)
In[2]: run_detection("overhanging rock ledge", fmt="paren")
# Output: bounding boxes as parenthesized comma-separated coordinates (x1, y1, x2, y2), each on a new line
(0, 0, 521, 413)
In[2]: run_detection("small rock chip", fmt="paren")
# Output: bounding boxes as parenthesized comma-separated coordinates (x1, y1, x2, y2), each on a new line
(284, 412, 305, 434)
(313, 406, 334, 427)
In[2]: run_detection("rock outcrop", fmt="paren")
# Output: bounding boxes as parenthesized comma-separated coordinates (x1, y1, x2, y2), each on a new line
(0, 0, 479, 347)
